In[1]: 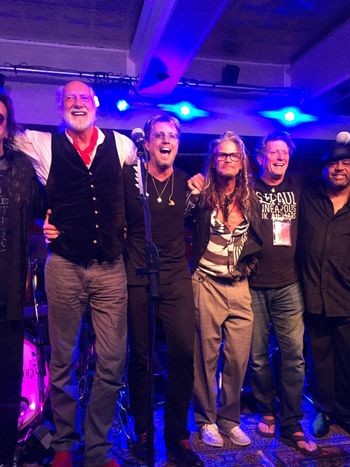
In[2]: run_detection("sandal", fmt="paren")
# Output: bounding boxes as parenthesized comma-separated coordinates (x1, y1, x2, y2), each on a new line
(279, 432, 321, 457)
(256, 416, 276, 438)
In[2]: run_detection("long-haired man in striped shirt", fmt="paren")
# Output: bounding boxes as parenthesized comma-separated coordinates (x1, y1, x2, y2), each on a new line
(190, 131, 262, 448)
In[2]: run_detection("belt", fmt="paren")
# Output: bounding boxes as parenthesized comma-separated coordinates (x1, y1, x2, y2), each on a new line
(209, 274, 246, 285)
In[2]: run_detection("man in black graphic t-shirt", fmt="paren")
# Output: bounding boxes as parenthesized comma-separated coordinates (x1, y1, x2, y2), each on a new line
(125, 115, 203, 467)
(249, 131, 319, 456)
(252, 174, 301, 287)
(0, 93, 44, 467)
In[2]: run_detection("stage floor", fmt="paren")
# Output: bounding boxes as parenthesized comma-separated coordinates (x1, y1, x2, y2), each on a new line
(18, 389, 350, 466)
(55, 398, 349, 466)
(114, 401, 350, 466)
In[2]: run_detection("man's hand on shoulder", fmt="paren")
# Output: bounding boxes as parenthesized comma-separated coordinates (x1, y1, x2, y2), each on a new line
(187, 173, 205, 195)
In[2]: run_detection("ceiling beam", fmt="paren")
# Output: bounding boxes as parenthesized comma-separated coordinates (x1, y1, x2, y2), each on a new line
(130, 0, 229, 97)
(289, 19, 350, 101)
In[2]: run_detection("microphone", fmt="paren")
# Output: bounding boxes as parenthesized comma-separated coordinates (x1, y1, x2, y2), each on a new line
(335, 131, 350, 145)
(131, 128, 146, 146)
(131, 128, 148, 160)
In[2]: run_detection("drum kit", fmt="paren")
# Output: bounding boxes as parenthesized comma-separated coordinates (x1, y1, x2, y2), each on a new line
(17, 257, 53, 464)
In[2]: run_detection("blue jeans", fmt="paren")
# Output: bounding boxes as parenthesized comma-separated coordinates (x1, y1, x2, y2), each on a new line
(249, 282, 305, 437)
(45, 253, 127, 464)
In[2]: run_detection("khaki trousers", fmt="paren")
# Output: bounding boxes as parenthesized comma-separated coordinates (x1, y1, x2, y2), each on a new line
(192, 270, 253, 431)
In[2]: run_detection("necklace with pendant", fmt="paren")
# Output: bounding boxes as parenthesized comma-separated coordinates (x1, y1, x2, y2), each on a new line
(220, 187, 237, 222)
(151, 172, 175, 206)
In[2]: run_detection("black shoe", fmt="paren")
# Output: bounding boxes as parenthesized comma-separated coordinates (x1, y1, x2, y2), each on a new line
(167, 440, 203, 466)
(337, 419, 350, 436)
(133, 432, 148, 461)
(312, 412, 331, 438)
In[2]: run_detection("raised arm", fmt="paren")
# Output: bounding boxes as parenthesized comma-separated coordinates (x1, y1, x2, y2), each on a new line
(14, 130, 52, 185)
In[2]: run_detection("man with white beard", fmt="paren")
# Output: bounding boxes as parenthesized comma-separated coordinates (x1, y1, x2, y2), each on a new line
(15, 80, 135, 467)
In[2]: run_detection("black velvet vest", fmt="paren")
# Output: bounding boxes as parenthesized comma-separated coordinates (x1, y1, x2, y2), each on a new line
(46, 130, 125, 263)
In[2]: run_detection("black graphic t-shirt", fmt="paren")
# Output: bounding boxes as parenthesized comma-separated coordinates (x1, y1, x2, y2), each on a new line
(123, 165, 191, 286)
(250, 173, 303, 288)
(0, 158, 9, 310)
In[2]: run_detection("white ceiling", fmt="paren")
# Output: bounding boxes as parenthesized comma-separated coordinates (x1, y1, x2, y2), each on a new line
(0, 0, 348, 63)
(1, 0, 350, 118)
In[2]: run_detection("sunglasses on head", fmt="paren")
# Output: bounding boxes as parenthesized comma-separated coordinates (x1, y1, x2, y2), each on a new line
(0, 114, 6, 125)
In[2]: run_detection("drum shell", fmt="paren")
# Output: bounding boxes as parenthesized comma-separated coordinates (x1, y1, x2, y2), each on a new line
(19, 333, 50, 435)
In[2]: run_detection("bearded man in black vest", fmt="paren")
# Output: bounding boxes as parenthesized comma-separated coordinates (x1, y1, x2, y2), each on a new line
(15, 80, 136, 467)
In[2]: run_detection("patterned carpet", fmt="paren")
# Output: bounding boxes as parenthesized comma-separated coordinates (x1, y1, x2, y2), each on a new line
(19, 394, 350, 466)
(110, 399, 350, 467)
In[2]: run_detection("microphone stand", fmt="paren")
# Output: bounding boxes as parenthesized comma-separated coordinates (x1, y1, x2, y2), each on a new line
(135, 142, 159, 467)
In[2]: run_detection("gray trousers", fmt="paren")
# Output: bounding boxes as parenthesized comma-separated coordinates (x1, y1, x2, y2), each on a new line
(192, 270, 253, 432)
(45, 253, 127, 465)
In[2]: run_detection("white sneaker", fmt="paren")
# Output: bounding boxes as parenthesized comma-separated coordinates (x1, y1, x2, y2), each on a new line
(226, 425, 251, 446)
(200, 423, 224, 447)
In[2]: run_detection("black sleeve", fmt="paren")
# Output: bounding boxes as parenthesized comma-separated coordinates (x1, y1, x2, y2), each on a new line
(33, 175, 48, 220)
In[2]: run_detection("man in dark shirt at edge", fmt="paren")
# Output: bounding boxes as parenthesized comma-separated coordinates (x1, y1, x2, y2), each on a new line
(299, 141, 350, 438)
(249, 131, 319, 456)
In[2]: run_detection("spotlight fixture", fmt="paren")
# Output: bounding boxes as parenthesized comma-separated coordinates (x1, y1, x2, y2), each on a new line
(159, 101, 208, 121)
(116, 99, 130, 112)
(93, 81, 133, 115)
(259, 106, 317, 127)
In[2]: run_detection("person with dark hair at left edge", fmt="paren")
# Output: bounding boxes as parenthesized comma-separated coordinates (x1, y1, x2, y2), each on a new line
(0, 92, 45, 467)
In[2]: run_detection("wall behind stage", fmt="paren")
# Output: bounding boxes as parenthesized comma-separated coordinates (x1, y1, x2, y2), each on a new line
(6, 79, 350, 143)
(24, 123, 332, 179)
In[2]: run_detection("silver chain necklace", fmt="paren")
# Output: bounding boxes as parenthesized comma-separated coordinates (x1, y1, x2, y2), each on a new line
(150, 172, 175, 206)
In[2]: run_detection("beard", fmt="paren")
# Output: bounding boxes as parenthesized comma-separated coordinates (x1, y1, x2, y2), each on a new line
(327, 177, 350, 191)
(63, 112, 95, 132)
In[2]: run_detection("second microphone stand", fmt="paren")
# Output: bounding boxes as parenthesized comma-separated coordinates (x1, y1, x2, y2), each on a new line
(135, 143, 159, 467)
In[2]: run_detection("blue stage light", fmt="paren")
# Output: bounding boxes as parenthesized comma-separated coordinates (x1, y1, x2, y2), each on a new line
(159, 101, 208, 120)
(179, 103, 191, 117)
(116, 99, 130, 112)
(260, 106, 317, 127)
